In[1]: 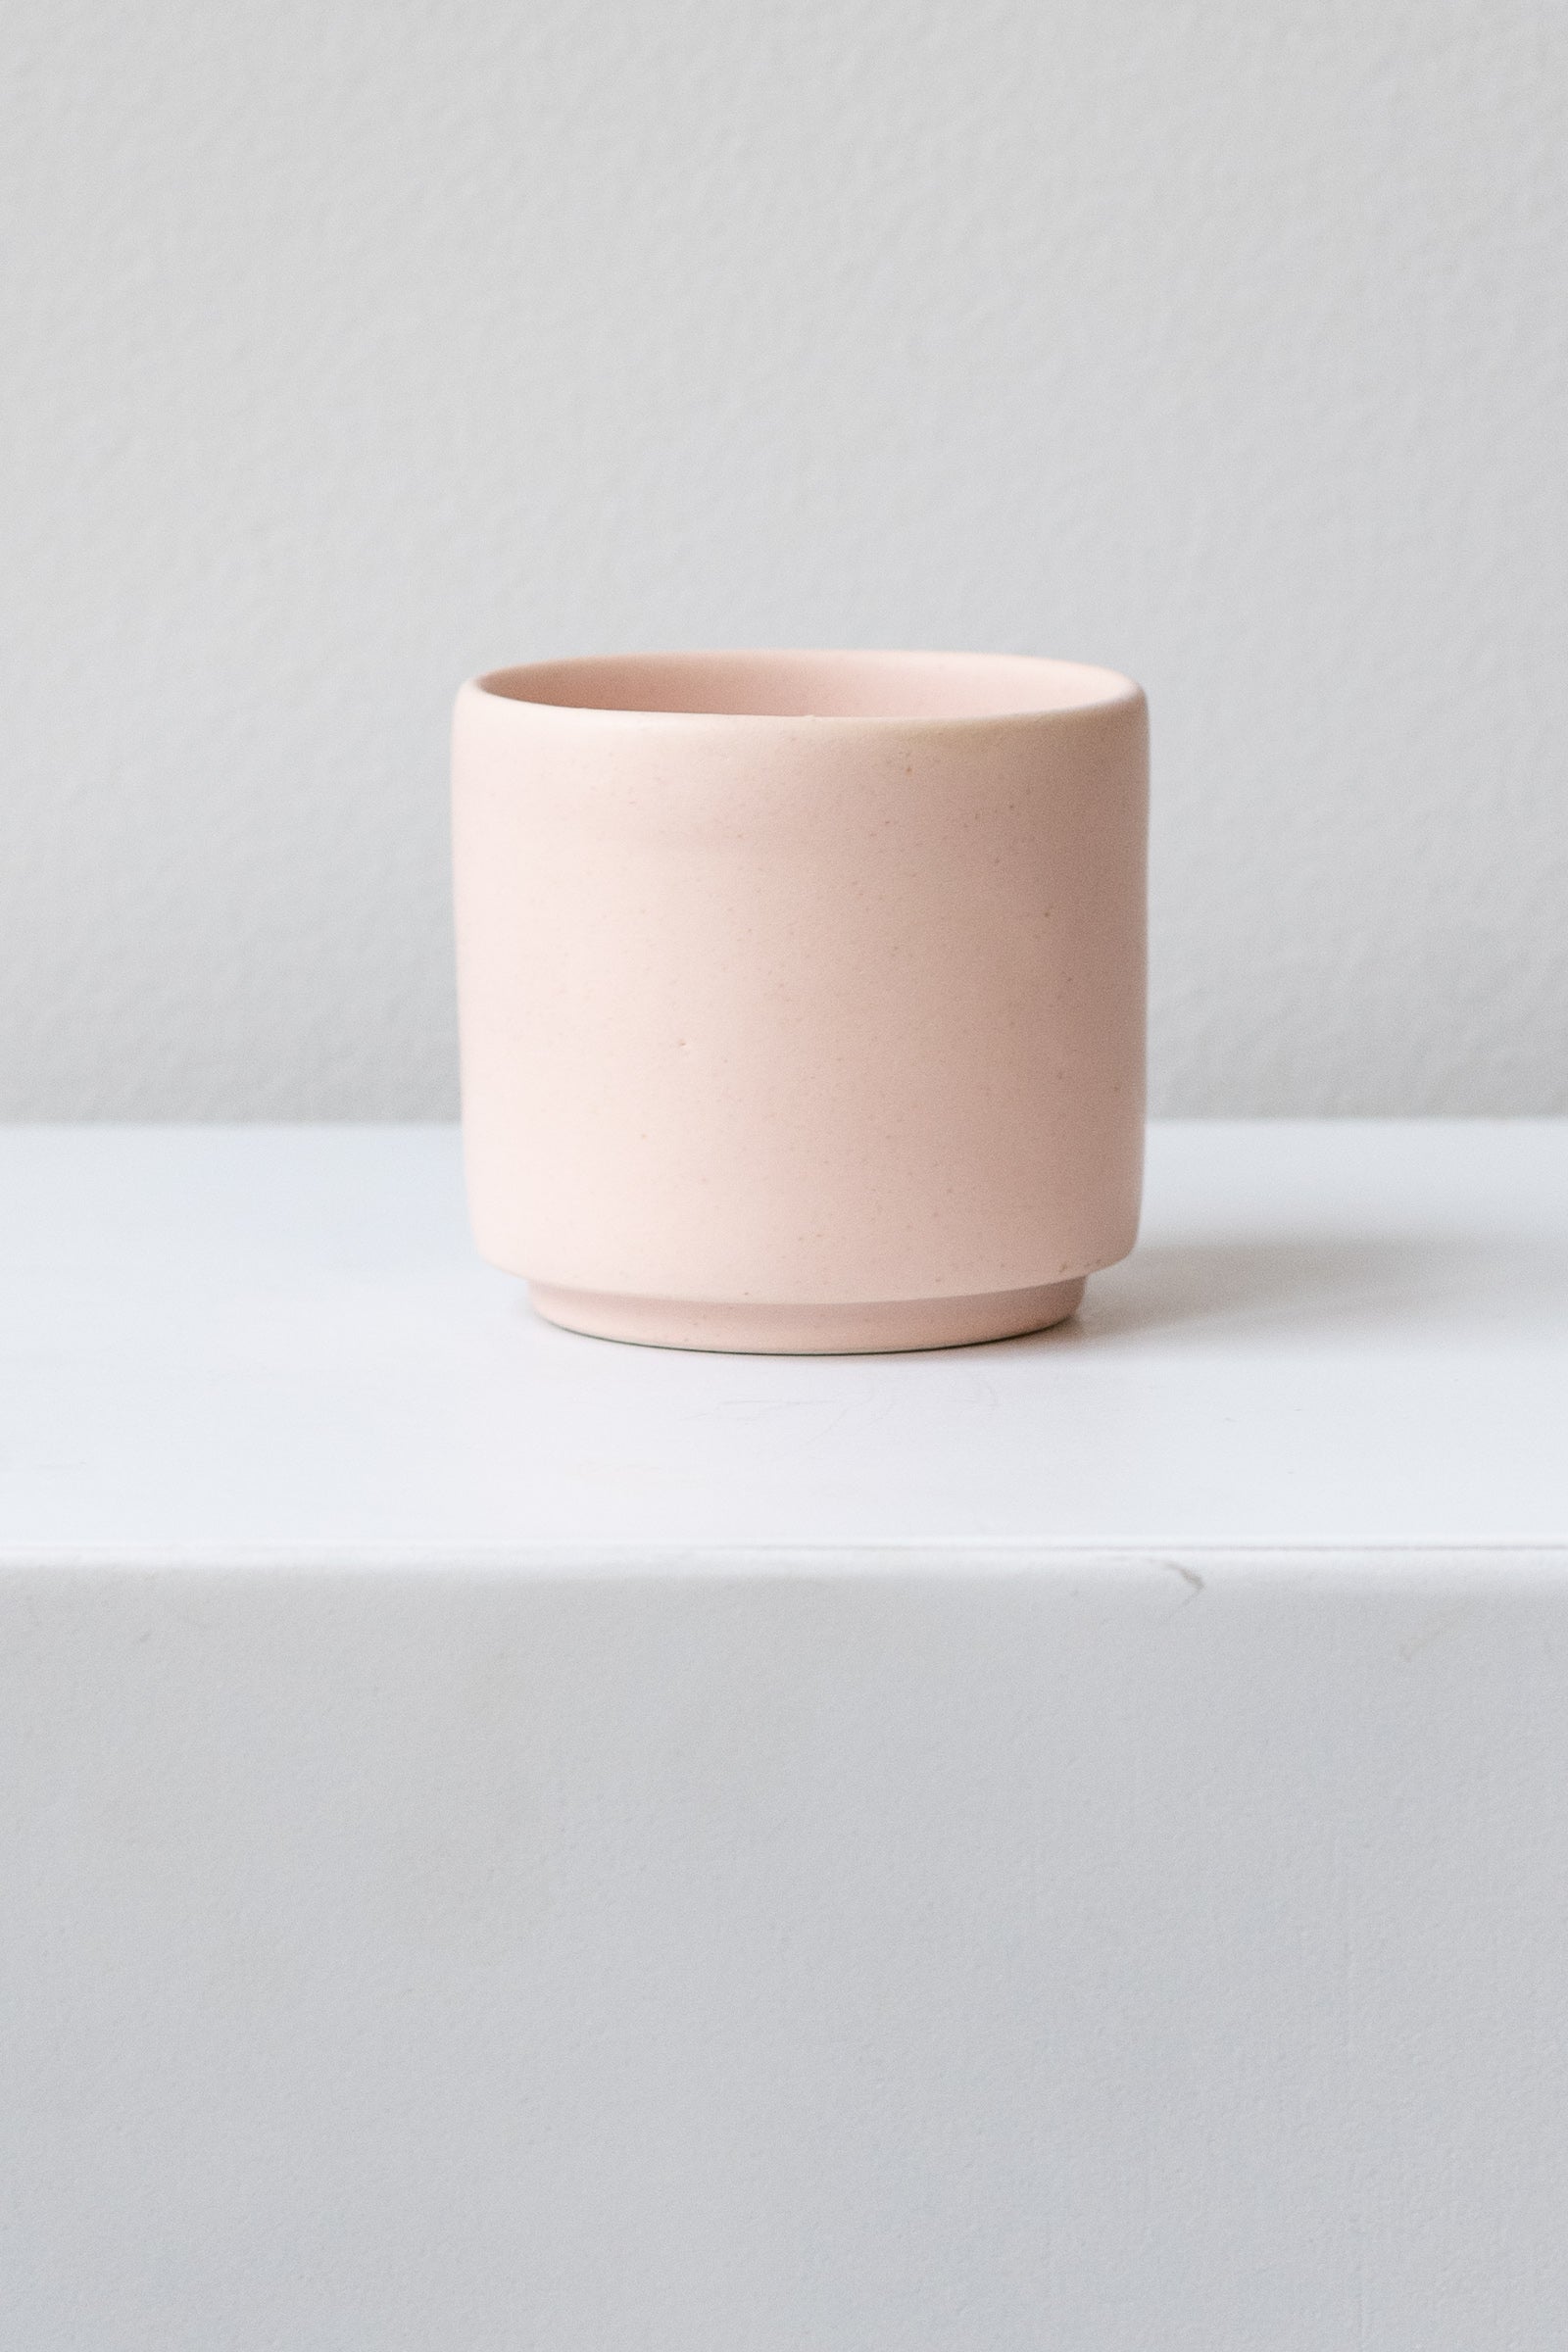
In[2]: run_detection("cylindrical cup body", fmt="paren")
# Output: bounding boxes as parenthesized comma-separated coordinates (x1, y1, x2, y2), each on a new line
(453, 653, 1147, 1348)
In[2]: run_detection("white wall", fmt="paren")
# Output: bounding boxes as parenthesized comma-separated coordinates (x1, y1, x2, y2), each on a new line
(3, 0, 1564, 1117)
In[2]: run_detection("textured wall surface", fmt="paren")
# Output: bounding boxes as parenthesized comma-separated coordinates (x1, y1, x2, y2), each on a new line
(2, 0, 1564, 1117)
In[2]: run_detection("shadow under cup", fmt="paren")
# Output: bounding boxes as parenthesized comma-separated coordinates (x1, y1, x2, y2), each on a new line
(452, 649, 1149, 1353)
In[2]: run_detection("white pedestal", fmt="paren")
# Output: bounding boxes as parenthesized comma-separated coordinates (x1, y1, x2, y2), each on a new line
(3, 1122, 1566, 2350)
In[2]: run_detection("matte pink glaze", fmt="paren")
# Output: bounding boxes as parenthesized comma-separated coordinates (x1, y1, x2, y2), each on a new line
(453, 650, 1148, 1352)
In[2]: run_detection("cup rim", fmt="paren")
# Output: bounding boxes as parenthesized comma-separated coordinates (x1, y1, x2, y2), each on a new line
(469, 648, 1142, 729)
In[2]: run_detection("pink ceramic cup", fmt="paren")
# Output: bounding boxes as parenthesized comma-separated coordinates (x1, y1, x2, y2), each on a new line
(452, 649, 1147, 1352)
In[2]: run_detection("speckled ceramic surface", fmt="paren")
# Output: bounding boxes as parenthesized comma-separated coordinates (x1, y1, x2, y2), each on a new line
(452, 650, 1148, 1352)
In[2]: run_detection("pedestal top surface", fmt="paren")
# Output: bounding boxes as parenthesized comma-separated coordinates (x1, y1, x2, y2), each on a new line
(2, 1121, 1564, 1563)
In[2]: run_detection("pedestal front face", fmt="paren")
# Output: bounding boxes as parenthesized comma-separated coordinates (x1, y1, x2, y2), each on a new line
(5, 1561, 1568, 2352)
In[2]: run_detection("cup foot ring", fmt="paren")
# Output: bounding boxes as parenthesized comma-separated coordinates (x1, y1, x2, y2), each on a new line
(526, 1277, 1087, 1355)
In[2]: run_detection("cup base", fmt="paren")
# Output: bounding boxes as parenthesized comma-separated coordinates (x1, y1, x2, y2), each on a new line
(526, 1276, 1087, 1355)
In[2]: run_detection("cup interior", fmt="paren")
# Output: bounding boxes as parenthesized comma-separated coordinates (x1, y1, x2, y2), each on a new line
(478, 649, 1136, 722)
